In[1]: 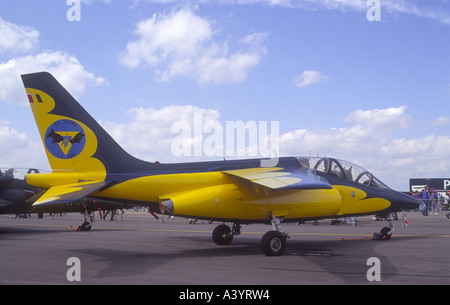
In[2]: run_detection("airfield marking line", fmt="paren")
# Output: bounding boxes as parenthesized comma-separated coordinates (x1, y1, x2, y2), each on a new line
(2, 222, 450, 238)
(0, 222, 211, 234)
(0, 222, 73, 229)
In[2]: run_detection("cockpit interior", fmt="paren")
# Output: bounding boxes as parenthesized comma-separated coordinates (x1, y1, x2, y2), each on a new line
(297, 157, 390, 189)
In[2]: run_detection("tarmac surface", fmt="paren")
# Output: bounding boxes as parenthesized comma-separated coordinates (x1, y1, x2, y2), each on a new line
(1, 211, 449, 286)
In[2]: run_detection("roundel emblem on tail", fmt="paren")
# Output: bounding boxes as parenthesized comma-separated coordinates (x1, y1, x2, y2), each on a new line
(44, 119, 86, 159)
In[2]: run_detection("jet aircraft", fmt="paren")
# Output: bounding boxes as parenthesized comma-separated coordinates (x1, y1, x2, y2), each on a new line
(21, 72, 419, 255)
(0, 167, 126, 223)
(0, 168, 42, 216)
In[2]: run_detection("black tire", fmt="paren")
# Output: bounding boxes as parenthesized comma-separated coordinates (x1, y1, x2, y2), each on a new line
(261, 231, 286, 256)
(212, 224, 233, 245)
(79, 221, 92, 231)
(380, 227, 391, 240)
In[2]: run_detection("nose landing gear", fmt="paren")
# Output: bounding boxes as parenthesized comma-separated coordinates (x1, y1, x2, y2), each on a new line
(373, 213, 395, 240)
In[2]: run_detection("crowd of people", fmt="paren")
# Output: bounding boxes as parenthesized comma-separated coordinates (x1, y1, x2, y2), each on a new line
(410, 185, 450, 217)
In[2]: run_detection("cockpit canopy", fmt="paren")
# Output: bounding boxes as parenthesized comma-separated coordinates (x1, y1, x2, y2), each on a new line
(297, 157, 390, 189)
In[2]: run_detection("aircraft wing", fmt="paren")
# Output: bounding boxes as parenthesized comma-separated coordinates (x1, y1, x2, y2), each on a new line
(223, 167, 332, 190)
(31, 181, 107, 206)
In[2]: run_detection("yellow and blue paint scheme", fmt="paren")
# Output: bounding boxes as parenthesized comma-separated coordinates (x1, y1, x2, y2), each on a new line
(22, 72, 419, 225)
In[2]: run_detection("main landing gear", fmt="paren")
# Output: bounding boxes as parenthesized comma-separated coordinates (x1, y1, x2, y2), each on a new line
(212, 213, 289, 256)
(372, 213, 395, 240)
(261, 213, 289, 256)
(212, 223, 240, 245)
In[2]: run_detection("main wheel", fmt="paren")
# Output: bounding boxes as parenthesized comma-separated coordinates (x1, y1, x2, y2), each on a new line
(212, 224, 233, 245)
(261, 231, 286, 256)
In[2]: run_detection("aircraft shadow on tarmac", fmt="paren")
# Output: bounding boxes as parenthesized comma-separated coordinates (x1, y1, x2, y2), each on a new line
(1, 221, 435, 284)
(0, 225, 70, 236)
(69, 238, 262, 279)
(67, 234, 430, 284)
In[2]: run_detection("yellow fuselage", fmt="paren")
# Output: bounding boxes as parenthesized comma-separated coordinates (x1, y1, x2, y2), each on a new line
(27, 170, 391, 222)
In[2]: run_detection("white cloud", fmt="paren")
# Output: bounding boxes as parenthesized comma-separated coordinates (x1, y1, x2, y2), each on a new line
(0, 17, 106, 105)
(431, 116, 450, 127)
(280, 125, 374, 160)
(0, 122, 47, 169)
(99, 103, 449, 190)
(271, 0, 450, 25)
(120, 6, 267, 84)
(279, 106, 450, 190)
(344, 105, 411, 131)
(0, 51, 106, 105)
(293, 70, 328, 87)
(81, 0, 112, 4)
(141, 0, 450, 25)
(0, 123, 27, 152)
(378, 135, 450, 182)
(0, 17, 39, 55)
(101, 105, 221, 161)
(382, 0, 450, 25)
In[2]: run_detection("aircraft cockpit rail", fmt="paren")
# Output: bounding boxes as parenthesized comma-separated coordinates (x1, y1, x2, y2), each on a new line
(297, 157, 390, 190)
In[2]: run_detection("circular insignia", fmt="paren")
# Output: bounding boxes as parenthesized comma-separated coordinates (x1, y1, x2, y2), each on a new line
(44, 119, 86, 159)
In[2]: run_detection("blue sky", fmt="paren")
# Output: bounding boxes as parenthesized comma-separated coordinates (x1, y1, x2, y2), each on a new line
(0, 0, 449, 190)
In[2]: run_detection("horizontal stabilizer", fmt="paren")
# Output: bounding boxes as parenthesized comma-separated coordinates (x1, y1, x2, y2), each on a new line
(224, 167, 332, 190)
(32, 180, 107, 206)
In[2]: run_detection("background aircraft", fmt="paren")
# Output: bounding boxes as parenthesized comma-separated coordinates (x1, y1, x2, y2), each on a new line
(0, 168, 42, 216)
(21, 72, 419, 255)
(0, 167, 126, 223)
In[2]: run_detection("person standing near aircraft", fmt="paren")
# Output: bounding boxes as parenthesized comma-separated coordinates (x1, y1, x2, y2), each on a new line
(413, 190, 420, 209)
(429, 187, 438, 214)
(421, 185, 430, 216)
(446, 191, 450, 219)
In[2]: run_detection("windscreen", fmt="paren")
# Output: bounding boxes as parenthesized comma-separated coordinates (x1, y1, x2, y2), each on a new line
(297, 157, 390, 189)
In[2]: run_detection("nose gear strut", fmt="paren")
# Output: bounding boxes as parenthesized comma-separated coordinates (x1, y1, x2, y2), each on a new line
(373, 213, 395, 240)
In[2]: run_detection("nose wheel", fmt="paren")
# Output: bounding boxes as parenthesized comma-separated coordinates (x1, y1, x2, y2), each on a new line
(373, 213, 395, 240)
